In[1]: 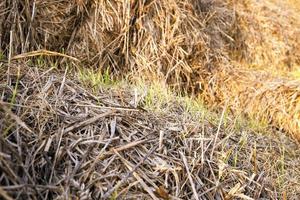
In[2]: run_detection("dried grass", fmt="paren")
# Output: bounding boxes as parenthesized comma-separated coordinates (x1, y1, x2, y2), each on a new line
(201, 66, 300, 142)
(0, 0, 235, 87)
(1, 63, 300, 199)
(229, 0, 300, 73)
(0, 1, 300, 143)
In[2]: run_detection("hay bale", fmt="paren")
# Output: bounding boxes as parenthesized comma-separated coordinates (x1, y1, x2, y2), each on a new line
(0, 0, 235, 81)
(202, 67, 300, 141)
(228, 0, 300, 73)
(0, 0, 94, 54)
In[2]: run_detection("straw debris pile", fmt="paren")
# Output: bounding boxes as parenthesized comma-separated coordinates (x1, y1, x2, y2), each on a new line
(1, 64, 300, 199)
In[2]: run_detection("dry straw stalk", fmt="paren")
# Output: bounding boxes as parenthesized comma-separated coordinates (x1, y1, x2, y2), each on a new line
(0, 63, 299, 199)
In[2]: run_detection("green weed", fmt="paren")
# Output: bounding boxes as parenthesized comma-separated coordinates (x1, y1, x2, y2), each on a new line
(78, 67, 116, 92)
(0, 51, 5, 60)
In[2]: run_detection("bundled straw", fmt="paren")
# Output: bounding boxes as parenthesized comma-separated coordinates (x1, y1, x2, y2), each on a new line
(1, 63, 300, 199)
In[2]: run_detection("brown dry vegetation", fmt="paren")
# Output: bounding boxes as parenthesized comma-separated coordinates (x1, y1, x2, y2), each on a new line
(200, 67, 300, 142)
(230, 0, 300, 73)
(0, 63, 300, 199)
(1, 0, 299, 140)
(0, 0, 300, 199)
(0, 0, 232, 83)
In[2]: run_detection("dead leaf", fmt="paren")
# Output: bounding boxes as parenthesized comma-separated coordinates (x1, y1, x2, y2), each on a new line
(154, 185, 170, 200)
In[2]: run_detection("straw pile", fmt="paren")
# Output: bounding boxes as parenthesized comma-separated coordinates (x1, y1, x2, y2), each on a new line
(0, 0, 94, 56)
(1, 63, 300, 199)
(1, 1, 300, 140)
(201, 66, 300, 142)
(0, 0, 235, 83)
(196, 0, 300, 141)
(229, 0, 300, 73)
